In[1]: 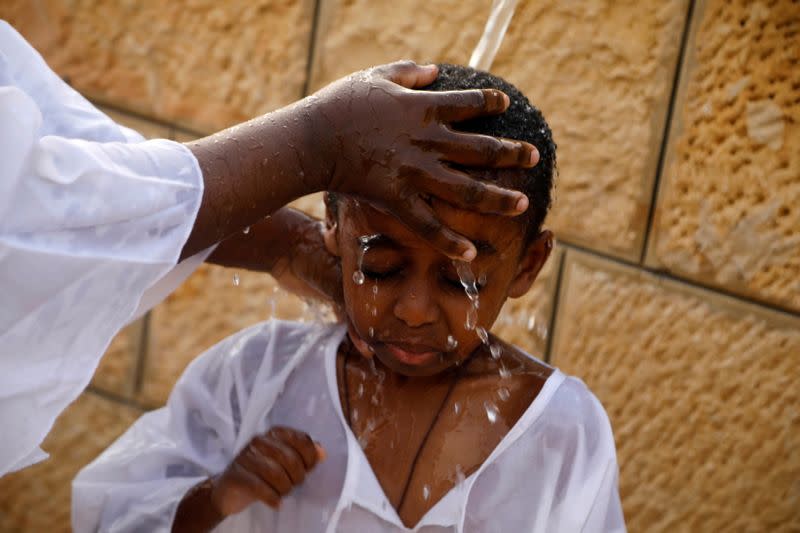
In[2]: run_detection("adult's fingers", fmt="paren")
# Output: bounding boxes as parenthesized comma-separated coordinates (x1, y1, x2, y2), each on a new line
(375, 60, 439, 89)
(415, 164, 528, 215)
(421, 130, 538, 169)
(268, 426, 321, 470)
(431, 88, 509, 122)
(395, 195, 477, 261)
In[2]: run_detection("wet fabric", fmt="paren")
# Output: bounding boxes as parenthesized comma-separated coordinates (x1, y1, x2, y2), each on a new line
(0, 21, 207, 476)
(73, 320, 626, 532)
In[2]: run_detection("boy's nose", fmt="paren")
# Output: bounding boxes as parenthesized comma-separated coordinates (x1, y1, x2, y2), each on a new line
(393, 283, 439, 328)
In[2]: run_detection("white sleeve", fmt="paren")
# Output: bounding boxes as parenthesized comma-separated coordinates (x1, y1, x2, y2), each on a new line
(72, 325, 275, 533)
(0, 21, 207, 476)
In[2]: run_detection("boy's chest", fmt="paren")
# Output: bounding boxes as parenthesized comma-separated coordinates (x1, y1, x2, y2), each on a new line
(338, 358, 533, 527)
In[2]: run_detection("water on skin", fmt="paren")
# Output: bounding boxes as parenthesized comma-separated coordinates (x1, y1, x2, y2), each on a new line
(423, 485, 431, 501)
(454, 260, 479, 331)
(484, 400, 499, 424)
(232, 273, 240, 286)
(353, 234, 381, 285)
(446, 335, 459, 351)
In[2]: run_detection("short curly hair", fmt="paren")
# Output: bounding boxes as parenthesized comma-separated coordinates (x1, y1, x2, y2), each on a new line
(326, 63, 557, 243)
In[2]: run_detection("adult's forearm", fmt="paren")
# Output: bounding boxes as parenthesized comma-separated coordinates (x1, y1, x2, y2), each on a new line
(180, 100, 328, 260)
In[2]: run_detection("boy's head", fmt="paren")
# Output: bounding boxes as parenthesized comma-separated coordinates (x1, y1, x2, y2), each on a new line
(324, 64, 556, 377)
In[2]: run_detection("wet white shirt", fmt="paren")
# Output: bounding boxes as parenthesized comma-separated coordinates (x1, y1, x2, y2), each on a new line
(73, 320, 626, 532)
(0, 21, 208, 475)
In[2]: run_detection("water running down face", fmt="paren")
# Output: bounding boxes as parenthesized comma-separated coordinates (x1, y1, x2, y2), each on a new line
(324, 194, 552, 377)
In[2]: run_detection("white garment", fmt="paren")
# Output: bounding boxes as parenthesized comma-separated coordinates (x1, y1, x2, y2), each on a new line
(73, 320, 626, 533)
(0, 20, 208, 476)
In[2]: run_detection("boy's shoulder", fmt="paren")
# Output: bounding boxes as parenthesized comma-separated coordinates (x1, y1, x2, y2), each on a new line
(175, 319, 344, 392)
(471, 337, 612, 436)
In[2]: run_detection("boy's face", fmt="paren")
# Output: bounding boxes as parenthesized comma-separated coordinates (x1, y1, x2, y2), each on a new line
(325, 184, 552, 377)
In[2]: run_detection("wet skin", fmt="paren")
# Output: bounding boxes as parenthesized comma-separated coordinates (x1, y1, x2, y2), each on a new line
(172, 197, 554, 531)
(327, 198, 554, 527)
(181, 61, 539, 263)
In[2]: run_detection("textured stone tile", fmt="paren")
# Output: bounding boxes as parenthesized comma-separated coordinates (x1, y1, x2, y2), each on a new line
(100, 107, 171, 140)
(647, 0, 800, 312)
(1, 0, 315, 133)
(0, 393, 142, 533)
(551, 250, 800, 533)
(310, 0, 689, 260)
(491, 246, 562, 359)
(90, 321, 140, 398)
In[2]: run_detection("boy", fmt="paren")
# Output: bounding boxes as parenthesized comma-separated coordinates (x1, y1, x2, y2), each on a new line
(73, 65, 625, 533)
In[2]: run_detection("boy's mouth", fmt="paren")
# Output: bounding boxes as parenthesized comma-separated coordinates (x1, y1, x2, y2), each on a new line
(382, 342, 439, 366)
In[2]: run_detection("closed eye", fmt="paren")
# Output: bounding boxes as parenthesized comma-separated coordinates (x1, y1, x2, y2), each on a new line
(362, 267, 402, 280)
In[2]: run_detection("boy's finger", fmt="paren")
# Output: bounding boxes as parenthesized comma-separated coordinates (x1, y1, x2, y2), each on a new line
(269, 426, 320, 471)
(315, 443, 327, 462)
(377, 61, 438, 89)
(432, 89, 509, 122)
(239, 444, 293, 495)
(397, 196, 477, 261)
(255, 435, 307, 485)
(418, 165, 528, 216)
(233, 464, 282, 509)
(434, 130, 539, 169)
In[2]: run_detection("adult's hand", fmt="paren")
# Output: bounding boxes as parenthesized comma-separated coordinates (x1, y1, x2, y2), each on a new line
(308, 61, 538, 260)
(184, 61, 538, 261)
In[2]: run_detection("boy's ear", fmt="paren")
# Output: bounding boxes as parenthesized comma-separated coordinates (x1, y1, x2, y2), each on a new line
(323, 212, 340, 257)
(507, 230, 553, 298)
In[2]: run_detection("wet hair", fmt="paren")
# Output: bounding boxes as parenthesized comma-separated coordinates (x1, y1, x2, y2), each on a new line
(326, 63, 557, 243)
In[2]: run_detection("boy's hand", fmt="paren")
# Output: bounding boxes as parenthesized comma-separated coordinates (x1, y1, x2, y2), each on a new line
(310, 60, 538, 261)
(210, 427, 326, 517)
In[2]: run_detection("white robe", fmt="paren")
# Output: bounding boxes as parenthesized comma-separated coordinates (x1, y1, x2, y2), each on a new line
(0, 20, 209, 475)
(73, 320, 626, 532)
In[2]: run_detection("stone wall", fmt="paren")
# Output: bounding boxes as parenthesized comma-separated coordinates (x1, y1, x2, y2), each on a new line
(1, 1, 798, 531)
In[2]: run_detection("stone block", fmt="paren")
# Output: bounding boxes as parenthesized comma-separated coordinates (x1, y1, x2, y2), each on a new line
(100, 107, 171, 140)
(0, 393, 142, 532)
(551, 250, 800, 532)
(646, 0, 800, 312)
(309, 0, 689, 260)
(1, 0, 315, 133)
(491, 246, 562, 359)
(89, 320, 140, 398)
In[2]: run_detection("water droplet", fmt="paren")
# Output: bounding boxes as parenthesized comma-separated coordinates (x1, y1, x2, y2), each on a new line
(352, 271, 365, 285)
(476, 326, 489, 345)
(356, 383, 364, 399)
(242, 226, 250, 234)
(446, 335, 459, 350)
(453, 402, 461, 415)
(352, 408, 359, 422)
(455, 464, 466, 485)
(423, 485, 431, 500)
(368, 327, 374, 338)
(497, 387, 510, 401)
(372, 285, 378, 296)
(465, 307, 478, 331)
(371, 307, 377, 317)
(484, 400, 498, 423)
(490, 344, 502, 359)
(232, 273, 240, 286)
(527, 316, 536, 331)
(478, 272, 487, 286)
(499, 365, 511, 379)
